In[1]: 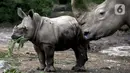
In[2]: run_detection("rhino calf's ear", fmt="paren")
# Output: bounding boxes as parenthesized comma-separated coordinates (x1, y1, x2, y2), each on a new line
(17, 8, 27, 18)
(28, 9, 34, 18)
(33, 13, 41, 25)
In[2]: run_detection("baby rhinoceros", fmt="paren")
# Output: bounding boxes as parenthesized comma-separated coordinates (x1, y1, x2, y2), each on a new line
(11, 8, 89, 72)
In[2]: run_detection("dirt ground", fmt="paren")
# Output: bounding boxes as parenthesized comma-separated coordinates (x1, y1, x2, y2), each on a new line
(0, 28, 130, 73)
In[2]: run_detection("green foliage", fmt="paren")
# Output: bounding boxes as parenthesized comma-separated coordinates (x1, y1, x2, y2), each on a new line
(0, 0, 18, 23)
(4, 68, 21, 73)
(74, 0, 105, 10)
(88, 0, 105, 4)
(0, 0, 54, 24)
(74, 0, 88, 10)
(0, 52, 7, 58)
(8, 36, 27, 57)
(0, 0, 105, 25)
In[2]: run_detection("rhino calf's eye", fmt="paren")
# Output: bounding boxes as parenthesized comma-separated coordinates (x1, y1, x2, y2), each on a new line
(100, 12, 105, 15)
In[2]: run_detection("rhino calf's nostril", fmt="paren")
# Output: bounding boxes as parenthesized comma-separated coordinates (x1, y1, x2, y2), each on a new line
(84, 32, 90, 39)
(11, 35, 17, 39)
(84, 32, 90, 36)
(11, 35, 15, 39)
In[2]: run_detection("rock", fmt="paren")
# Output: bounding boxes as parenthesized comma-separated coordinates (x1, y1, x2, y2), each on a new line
(52, 4, 72, 12)
(100, 46, 130, 56)
(0, 60, 10, 73)
(101, 66, 112, 70)
(51, 11, 73, 17)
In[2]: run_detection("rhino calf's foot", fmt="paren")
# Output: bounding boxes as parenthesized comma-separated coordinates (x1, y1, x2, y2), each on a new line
(44, 66, 56, 72)
(72, 66, 86, 72)
(37, 65, 46, 71)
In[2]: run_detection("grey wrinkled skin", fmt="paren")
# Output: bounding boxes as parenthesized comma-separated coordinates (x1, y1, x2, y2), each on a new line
(11, 8, 89, 72)
(83, 0, 130, 40)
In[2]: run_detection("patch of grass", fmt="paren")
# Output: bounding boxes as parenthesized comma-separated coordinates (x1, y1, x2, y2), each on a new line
(0, 52, 8, 58)
(0, 37, 27, 73)
(0, 52, 21, 73)
(4, 68, 21, 73)
(40, 72, 45, 73)
(0, 52, 21, 67)
(5, 36, 27, 67)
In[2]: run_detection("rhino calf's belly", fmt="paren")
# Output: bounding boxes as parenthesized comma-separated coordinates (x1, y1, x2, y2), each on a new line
(54, 28, 79, 51)
(54, 40, 75, 51)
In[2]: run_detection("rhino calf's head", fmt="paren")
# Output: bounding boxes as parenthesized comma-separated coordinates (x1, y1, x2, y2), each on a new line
(11, 8, 38, 41)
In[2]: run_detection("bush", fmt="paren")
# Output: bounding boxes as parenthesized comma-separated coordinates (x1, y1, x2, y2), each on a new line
(0, 0, 54, 24)
(73, 0, 105, 11)
(0, 0, 17, 23)
(0, 0, 105, 25)
(90, 0, 105, 4)
(4, 68, 21, 73)
(20, 0, 54, 16)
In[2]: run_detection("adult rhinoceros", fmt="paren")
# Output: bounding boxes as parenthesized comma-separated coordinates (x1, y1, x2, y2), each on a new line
(11, 8, 89, 72)
(81, 0, 129, 40)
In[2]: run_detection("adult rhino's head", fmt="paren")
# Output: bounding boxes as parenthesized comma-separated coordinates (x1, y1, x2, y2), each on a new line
(11, 8, 41, 41)
(84, 0, 129, 40)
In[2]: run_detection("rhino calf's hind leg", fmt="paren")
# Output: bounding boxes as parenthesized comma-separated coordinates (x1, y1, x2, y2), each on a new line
(42, 44, 56, 72)
(34, 45, 46, 70)
(72, 45, 88, 72)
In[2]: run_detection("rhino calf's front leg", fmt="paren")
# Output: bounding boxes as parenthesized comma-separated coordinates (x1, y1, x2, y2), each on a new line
(42, 44, 56, 72)
(34, 45, 46, 70)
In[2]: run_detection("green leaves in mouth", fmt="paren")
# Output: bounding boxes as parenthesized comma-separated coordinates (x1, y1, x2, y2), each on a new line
(7, 36, 27, 57)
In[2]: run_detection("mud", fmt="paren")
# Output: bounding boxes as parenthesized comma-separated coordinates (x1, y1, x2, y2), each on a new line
(0, 28, 130, 73)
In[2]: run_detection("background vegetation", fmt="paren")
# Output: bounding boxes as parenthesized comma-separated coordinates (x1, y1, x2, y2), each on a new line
(0, 0, 104, 26)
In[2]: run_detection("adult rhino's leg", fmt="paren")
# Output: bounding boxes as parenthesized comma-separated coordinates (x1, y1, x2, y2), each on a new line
(72, 44, 88, 72)
(34, 45, 46, 70)
(42, 44, 55, 72)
